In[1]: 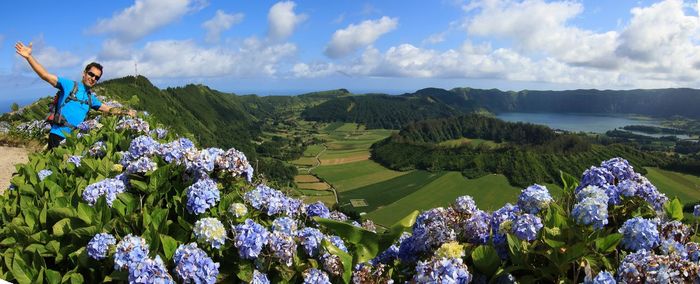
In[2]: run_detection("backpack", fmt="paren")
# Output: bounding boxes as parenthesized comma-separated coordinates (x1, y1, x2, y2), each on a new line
(46, 81, 93, 128)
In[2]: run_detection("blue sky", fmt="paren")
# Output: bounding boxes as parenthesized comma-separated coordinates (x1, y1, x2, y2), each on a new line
(2, 0, 700, 108)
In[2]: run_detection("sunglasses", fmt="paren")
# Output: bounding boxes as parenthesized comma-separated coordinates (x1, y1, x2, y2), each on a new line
(86, 71, 101, 81)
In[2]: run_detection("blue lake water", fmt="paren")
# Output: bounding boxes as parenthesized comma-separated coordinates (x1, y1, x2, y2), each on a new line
(495, 112, 692, 139)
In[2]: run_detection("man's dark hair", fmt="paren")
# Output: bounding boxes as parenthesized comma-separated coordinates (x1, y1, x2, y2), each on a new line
(84, 62, 103, 73)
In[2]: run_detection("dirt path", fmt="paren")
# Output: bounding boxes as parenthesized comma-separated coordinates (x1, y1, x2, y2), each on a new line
(0, 146, 29, 192)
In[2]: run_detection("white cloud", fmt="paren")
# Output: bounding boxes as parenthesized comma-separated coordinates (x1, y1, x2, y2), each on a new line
(101, 38, 297, 79)
(99, 39, 133, 60)
(267, 1, 307, 41)
(202, 10, 244, 43)
(324, 16, 398, 58)
(423, 32, 447, 45)
(29, 39, 81, 70)
(91, 0, 198, 42)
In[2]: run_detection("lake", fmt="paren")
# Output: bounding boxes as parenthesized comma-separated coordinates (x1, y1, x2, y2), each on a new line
(495, 112, 692, 139)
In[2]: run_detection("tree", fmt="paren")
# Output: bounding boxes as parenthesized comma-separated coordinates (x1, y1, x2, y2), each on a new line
(10, 102, 19, 112)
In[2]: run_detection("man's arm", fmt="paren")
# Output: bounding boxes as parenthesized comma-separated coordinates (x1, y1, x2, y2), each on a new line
(97, 104, 136, 116)
(15, 42, 58, 87)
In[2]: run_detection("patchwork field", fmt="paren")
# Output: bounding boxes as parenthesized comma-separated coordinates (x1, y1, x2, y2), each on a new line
(312, 160, 408, 192)
(364, 172, 522, 227)
(644, 167, 700, 204)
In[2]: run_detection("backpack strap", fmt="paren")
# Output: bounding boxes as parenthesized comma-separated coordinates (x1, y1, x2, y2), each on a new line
(50, 81, 80, 128)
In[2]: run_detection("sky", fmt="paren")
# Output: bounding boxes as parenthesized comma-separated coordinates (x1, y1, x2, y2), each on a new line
(3, 0, 700, 108)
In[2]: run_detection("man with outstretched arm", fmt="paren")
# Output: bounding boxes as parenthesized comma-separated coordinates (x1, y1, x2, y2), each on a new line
(15, 41, 136, 149)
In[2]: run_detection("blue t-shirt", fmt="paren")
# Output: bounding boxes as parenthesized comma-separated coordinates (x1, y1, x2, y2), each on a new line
(50, 77, 102, 138)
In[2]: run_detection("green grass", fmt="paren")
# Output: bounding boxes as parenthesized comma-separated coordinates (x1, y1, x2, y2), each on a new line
(303, 144, 325, 157)
(291, 157, 317, 166)
(644, 167, 700, 205)
(364, 172, 521, 227)
(312, 160, 408, 192)
(302, 195, 336, 207)
(334, 123, 365, 132)
(298, 189, 334, 196)
(437, 138, 500, 148)
(338, 171, 445, 212)
(323, 122, 345, 132)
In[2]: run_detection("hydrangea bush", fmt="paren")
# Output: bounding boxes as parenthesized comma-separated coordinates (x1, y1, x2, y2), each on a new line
(1, 114, 699, 283)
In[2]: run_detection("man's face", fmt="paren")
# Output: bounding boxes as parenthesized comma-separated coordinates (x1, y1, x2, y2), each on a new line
(82, 67, 102, 87)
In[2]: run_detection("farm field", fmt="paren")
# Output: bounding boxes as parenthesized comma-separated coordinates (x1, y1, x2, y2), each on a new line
(364, 172, 522, 227)
(437, 137, 501, 148)
(644, 167, 700, 204)
(312, 160, 408, 192)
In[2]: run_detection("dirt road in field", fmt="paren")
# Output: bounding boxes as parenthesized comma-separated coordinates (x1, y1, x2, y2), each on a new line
(0, 146, 28, 192)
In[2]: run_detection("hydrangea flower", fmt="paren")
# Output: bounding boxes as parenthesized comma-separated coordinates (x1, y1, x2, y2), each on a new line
(575, 185, 609, 203)
(128, 255, 174, 283)
(129, 135, 160, 158)
(373, 232, 410, 265)
(77, 118, 102, 132)
(173, 243, 220, 284)
(410, 208, 457, 253)
(600, 157, 636, 181)
(298, 227, 325, 257)
(578, 166, 614, 189)
(306, 201, 330, 218)
(38, 169, 52, 181)
(186, 178, 220, 215)
(694, 205, 700, 217)
(619, 217, 660, 252)
(352, 263, 393, 284)
(184, 148, 223, 175)
(126, 156, 158, 174)
(117, 117, 150, 133)
(89, 141, 106, 157)
(327, 235, 348, 252)
(435, 241, 466, 259)
(87, 233, 116, 260)
(572, 197, 609, 230)
(243, 185, 297, 216)
(233, 219, 268, 259)
(517, 184, 552, 214)
(462, 210, 491, 244)
(215, 148, 254, 182)
(158, 138, 195, 164)
(68, 155, 82, 167)
(268, 231, 297, 267)
(511, 213, 543, 241)
(453, 195, 478, 214)
(194, 218, 226, 249)
(151, 128, 168, 139)
(114, 234, 149, 270)
(686, 242, 700, 262)
(660, 239, 688, 259)
(228, 203, 248, 218)
(616, 179, 639, 198)
(321, 253, 344, 276)
(328, 211, 349, 222)
(584, 271, 615, 284)
(82, 178, 126, 207)
(634, 177, 668, 211)
(251, 270, 270, 284)
(303, 268, 331, 284)
(413, 257, 472, 284)
(271, 217, 298, 235)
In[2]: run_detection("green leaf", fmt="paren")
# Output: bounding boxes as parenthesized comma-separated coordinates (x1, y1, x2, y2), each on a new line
(159, 234, 178, 261)
(11, 251, 34, 284)
(322, 239, 352, 284)
(506, 234, 524, 266)
(594, 233, 622, 253)
(130, 179, 149, 193)
(44, 269, 61, 284)
(379, 210, 419, 252)
(471, 245, 501, 277)
(664, 198, 684, 221)
(77, 203, 96, 225)
(47, 207, 76, 220)
(70, 226, 99, 238)
(150, 208, 169, 231)
(148, 164, 171, 192)
(18, 185, 36, 197)
(236, 261, 253, 282)
(0, 237, 16, 246)
(313, 217, 378, 263)
(559, 170, 579, 191)
(544, 238, 566, 249)
(118, 193, 138, 214)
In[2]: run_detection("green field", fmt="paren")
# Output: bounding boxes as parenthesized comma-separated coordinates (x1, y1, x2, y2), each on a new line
(338, 171, 445, 212)
(364, 172, 521, 227)
(312, 160, 408, 192)
(438, 137, 500, 148)
(303, 144, 325, 157)
(644, 167, 700, 204)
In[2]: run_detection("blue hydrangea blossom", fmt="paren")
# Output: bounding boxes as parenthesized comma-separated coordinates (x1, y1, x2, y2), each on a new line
(186, 178, 220, 215)
(517, 184, 552, 214)
(87, 233, 116, 260)
(114, 234, 149, 270)
(619, 217, 660, 252)
(173, 243, 220, 284)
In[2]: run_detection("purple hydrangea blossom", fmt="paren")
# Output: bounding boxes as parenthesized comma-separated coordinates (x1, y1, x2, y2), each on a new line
(128, 255, 174, 283)
(186, 178, 220, 215)
(634, 176, 668, 211)
(306, 201, 331, 218)
(129, 135, 160, 158)
(327, 235, 348, 252)
(303, 268, 331, 284)
(600, 157, 636, 181)
(194, 218, 227, 249)
(151, 128, 168, 139)
(517, 184, 552, 214)
(268, 231, 297, 267)
(511, 213, 543, 241)
(215, 148, 254, 182)
(173, 243, 220, 284)
(584, 271, 615, 284)
(409, 208, 457, 256)
(660, 239, 688, 259)
(38, 169, 52, 181)
(114, 234, 149, 270)
(233, 219, 269, 259)
(77, 118, 102, 132)
(117, 117, 150, 133)
(68, 155, 82, 167)
(686, 242, 700, 262)
(413, 257, 472, 284)
(184, 148, 223, 175)
(619, 217, 660, 252)
(252, 270, 270, 284)
(87, 233, 116, 260)
(271, 217, 298, 235)
(82, 178, 126, 207)
(453, 195, 478, 214)
(694, 205, 700, 217)
(297, 227, 325, 257)
(126, 156, 158, 174)
(243, 184, 298, 217)
(89, 141, 106, 157)
(373, 232, 410, 265)
(462, 210, 491, 244)
(577, 166, 614, 190)
(572, 196, 609, 230)
(158, 138, 195, 164)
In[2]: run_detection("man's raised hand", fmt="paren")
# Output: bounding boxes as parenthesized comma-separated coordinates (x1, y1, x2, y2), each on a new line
(15, 42, 32, 59)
